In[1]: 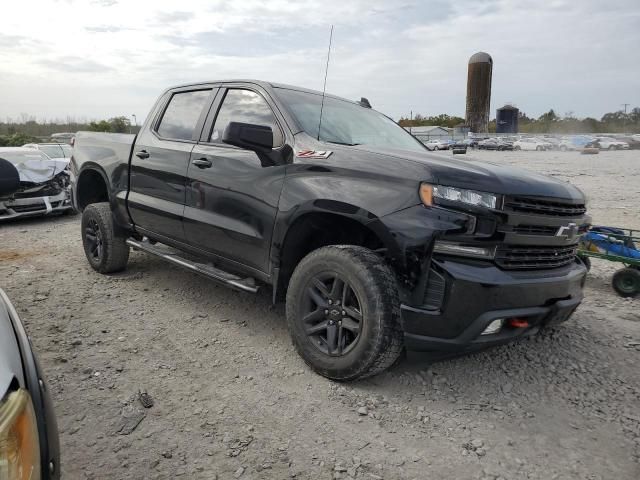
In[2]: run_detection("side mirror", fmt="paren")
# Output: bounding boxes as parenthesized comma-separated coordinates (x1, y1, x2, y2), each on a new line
(222, 122, 274, 152)
(0, 158, 20, 197)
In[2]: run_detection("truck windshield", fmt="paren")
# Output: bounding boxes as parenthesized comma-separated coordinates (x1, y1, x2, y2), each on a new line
(275, 88, 426, 153)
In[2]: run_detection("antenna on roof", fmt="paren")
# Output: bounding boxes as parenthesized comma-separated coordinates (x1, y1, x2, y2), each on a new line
(317, 25, 334, 141)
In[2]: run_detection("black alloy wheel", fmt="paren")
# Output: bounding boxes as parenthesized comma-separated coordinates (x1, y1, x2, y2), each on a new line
(85, 218, 104, 262)
(81, 202, 130, 273)
(285, 245, 404, 381)
(302, 273, 363, 356)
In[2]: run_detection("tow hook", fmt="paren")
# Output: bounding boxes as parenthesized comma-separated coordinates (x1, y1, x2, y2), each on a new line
(507, 318, 529, 328)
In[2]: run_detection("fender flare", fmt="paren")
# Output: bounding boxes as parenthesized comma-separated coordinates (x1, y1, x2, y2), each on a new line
(75, 163, 112, 207)
(270, 199, 406, 270)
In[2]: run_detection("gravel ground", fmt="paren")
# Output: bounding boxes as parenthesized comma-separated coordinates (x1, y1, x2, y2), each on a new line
(1, 149, 639, 480)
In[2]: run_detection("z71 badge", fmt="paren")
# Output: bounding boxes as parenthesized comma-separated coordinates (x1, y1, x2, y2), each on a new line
(296, 150, 333, 159)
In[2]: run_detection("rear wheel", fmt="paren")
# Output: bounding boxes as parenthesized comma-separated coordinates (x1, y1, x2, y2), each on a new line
(536, 146, 543, 151)
(514, 146, 521, 151)
(286, 245, 403, 381)
(612, 267, 640, 297)
(608, 145, 615, 150)
(81, 202, 130, 273)
(560, 145, 568, 152)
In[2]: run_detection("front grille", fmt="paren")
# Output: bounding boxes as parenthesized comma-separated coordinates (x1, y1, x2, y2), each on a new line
(495, 244, 577, 270)
(505, 197, 586, 217)
(11, 203, 46, 213)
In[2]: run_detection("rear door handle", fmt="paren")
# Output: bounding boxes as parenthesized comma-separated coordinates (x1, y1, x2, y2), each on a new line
(192, 158, 213, 168)
(135, 150, 150, 159)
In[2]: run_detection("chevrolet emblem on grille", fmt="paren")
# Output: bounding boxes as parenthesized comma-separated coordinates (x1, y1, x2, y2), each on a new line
(556, 222, 578, 240)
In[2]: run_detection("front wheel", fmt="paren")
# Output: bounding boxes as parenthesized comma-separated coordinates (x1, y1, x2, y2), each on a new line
(514, 146, 521, 151)
(286, 245, 404, 381)
(81, 202, 130, 273)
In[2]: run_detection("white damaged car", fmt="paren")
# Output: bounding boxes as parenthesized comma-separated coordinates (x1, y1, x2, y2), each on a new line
(0, 148, 74, 221)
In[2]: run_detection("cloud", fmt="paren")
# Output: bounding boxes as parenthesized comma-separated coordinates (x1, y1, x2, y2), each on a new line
(0, 33, 28, 47)
(0, 0, 638, 121)
(155, 11, 195, 23)
(37, 56, 113, 73)
(91, 0, 118, 6)
(85, 25, 128, 33)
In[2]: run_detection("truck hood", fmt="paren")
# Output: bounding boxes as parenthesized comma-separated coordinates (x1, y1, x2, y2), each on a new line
(338, 145, 585, 201)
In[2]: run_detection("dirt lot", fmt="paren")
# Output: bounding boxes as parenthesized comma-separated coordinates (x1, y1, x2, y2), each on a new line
(1, 150, 639, 479)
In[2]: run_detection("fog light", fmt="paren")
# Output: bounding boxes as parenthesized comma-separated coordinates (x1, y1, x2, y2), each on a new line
(481, 319, 504, 335)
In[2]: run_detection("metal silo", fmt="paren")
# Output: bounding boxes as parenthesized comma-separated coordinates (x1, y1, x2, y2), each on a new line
(465, 52, 493, 134)
(496, 104, 519, 134)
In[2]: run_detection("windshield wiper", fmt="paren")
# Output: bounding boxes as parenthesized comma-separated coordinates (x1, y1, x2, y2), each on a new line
(324, 140, 361, 146)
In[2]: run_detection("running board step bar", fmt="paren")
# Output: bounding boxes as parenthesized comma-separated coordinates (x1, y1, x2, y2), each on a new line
(126, 238, 259, 293)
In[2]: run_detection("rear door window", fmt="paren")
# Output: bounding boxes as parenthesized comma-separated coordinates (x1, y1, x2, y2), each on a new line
(157, 90, 212, 141)
(210, 89, 283, 146)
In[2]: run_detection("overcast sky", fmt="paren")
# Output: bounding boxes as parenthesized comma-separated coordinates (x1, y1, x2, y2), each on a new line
(1, 0, 638, 123)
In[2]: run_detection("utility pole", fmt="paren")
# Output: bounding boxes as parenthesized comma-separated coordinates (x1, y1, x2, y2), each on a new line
(621, 103, 629, 134)
(410, 110, 413, 134)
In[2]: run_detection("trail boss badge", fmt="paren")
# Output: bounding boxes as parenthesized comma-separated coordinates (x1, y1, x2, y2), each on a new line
(296, 150, 333, 159)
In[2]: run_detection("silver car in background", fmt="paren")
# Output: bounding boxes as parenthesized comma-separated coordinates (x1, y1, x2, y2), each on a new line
(0, 148, 73, 221)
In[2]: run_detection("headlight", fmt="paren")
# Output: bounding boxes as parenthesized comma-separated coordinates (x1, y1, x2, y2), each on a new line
(0, 389, 41, 480)
(420, 183, 498, 209)
(433, 240, 496, 259)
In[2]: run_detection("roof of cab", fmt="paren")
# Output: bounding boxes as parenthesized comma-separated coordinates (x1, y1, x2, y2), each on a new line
(166, 79, 361, 106)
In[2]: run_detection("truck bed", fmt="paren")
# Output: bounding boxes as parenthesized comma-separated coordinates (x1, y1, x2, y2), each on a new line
(72, 131, 136, 172)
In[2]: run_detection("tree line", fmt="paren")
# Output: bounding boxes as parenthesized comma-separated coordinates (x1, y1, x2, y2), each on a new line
(0, 116, 141, 145)
(398, 107, 640, 134)
(2, 107, 639, 145)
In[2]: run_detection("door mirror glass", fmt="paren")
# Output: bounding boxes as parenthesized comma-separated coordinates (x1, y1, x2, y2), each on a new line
(0, 158, 20, 196)
(222, 122, 274, 151)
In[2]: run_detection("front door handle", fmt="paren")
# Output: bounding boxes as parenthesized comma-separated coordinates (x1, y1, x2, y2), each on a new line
(135, 150, 150, 159)
(192, 158, 213, 169)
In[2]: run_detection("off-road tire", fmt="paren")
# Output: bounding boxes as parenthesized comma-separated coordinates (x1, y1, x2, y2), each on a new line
(81, 202, 129, 274)
(612, 267, 639, 298)
(286, 245, 404, 381)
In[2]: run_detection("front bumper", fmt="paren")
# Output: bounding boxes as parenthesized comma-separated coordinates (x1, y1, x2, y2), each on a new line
(0, 189, 72, 221)
(401, 258, 586, 351)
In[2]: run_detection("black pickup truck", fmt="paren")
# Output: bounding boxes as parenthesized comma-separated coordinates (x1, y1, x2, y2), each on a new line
(71, 80, 590, 380)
